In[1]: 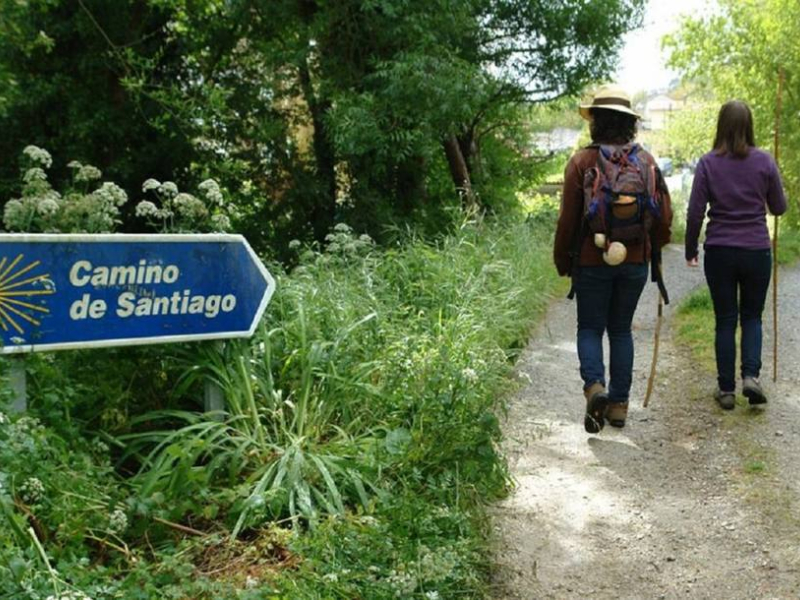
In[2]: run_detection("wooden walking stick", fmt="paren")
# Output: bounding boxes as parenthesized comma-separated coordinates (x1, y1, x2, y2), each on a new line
(772, 67, 784, 383)
(643, 292, 663, 408)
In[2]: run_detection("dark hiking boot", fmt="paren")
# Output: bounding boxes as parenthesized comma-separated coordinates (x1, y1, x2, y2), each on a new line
(743, 377, 767, 405)
(584, 382, 609, 433)
(605, 402, 629, 428)
(714, 388, 735, 410)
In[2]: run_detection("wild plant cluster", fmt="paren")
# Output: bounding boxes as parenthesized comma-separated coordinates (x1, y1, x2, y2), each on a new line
(0, 149, 561, 598)
(3, 147, 232, 235)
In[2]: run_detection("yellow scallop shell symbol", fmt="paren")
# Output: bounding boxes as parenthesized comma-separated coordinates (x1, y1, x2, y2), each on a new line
(0, 254, 56, 336)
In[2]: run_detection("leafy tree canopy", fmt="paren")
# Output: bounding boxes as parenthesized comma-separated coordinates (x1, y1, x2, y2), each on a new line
(665, 0, 799, 222)
(0, 0, 646, 248)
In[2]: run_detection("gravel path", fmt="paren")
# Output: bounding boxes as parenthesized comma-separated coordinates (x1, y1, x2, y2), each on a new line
(491, 244, 800, 599)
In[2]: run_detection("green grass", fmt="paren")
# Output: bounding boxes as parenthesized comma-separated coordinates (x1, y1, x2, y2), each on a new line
(674, 287, 716, 371)
(775, 226, 800, 265)
(0, 213, 563, 598)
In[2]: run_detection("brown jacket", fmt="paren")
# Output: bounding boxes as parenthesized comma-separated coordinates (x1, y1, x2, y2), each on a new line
(553, 146, 673, 277)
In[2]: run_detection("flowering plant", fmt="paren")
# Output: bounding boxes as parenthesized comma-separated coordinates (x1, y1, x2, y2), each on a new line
(3, 146, 127, 233)
(135, 178, 232, 233)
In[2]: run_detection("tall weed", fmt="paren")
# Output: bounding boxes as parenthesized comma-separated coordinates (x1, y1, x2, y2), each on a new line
(124, 218, 560, 532)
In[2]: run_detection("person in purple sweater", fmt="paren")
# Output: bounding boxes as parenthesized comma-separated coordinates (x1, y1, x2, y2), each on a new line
(685, 100, 787, 409)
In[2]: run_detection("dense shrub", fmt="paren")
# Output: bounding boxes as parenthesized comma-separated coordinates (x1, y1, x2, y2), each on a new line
(0, 203, 561, 598)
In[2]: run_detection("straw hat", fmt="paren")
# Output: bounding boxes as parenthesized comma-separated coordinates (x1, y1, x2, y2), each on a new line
(579, 85, 640, 120)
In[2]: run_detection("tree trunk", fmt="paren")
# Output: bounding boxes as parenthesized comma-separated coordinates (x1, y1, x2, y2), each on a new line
(443, 134, 477, 208)
(297, 55, 337, 240)
(296, 0, 336, 240)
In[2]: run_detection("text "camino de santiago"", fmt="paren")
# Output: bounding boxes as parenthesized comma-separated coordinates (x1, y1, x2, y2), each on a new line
(68, 259, 236, 320)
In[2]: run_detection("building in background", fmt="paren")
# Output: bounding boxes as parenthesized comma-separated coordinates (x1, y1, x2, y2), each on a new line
(642, 94, 688, 130)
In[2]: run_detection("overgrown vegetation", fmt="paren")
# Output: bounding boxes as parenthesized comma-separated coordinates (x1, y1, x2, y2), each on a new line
(0, 0, 652, 596)
(665, 0, 800, 227)
(0, 196, 562, 597)
(0, 0, 644, 251)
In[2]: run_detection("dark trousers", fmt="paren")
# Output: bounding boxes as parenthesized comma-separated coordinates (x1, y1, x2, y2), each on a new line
(575, 263, 648, 402)
(703, 246, 771, 392)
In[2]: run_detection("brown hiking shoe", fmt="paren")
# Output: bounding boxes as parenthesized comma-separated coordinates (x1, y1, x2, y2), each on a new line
(714, 388, 735, 410)
(584, 382, 609, 434)
(605, 402, 629, 428)
(743, 377, 767, 405)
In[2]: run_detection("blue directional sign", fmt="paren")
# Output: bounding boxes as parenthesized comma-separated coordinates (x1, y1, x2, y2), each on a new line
(0, 234, 275, 353)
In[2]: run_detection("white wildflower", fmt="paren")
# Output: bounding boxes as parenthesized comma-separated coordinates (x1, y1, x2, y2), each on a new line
(210, 213, 231, 231)
(19, 477, 45, 504)
(45, 591, 93, 600)
(3, 199, 27, 229)
(37, 197, 60, 217)
(173, 193, 207, 219)
(108, 508, 128, 534)
(92, 438, 110, 454)
(156, 206, 174, 220)
(15, 417, 38, 433)
(288, 239, 302, 250)
(142, 178, 161, 192)
(135, 201, 159, 218)
(198, 179, 223, 205)
(22, 145, 53, 168)
(23, 168, 48, 184)
(158, 181, 179, 197)
(172, 192, 193, 207)
(425, 592, 441, 600)
(386, 569, 417, 596)
(94, 182, 128, 207)
(358, 233, 374, 245)
(67, 160, 82, 169)
(322, 573, 339, 583)
(461, 367, 478, 383)
(333, 223, 352, 233)
(244, 575, 259, 589)
(75, 165, 102, 183)
(0, 412, 7, 424)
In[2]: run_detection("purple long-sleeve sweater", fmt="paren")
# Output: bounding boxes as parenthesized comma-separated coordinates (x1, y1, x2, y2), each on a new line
(685, 148, 787, 260)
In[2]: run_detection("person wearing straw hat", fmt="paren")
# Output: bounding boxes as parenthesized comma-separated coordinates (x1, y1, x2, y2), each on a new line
(685, 100, 786, 410)
(554, 84, 673, 433)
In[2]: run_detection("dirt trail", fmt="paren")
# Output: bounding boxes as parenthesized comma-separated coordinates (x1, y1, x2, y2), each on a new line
(492, 244, 800, 599)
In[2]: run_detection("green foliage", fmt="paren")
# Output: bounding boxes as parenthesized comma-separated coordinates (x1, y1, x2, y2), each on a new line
(775, 228, 800, 266)
(0, 413, 128, 599)
(0, 0, 645, 247)
(122, 219, 559, 532)
(3, 146, 127, 234)
(675, 287, 716, 372)
(665, 0, 800, 227)
(136, 178, 232, 233)
(659, 102, 718, 167)
(0, 215, 562, 597)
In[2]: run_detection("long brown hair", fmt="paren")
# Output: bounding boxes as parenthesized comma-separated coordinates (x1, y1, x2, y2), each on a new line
(713, 100, 755, 158)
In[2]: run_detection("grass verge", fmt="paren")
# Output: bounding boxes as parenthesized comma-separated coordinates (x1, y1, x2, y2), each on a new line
(0, 211, 562, 599)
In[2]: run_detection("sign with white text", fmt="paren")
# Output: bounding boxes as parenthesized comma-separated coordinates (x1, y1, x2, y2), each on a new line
(0, 234, 275, 353)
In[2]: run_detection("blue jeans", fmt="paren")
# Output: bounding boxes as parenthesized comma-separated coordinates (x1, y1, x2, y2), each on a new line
(575, 263, 648, 402)
(703, 246, 771, 392)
